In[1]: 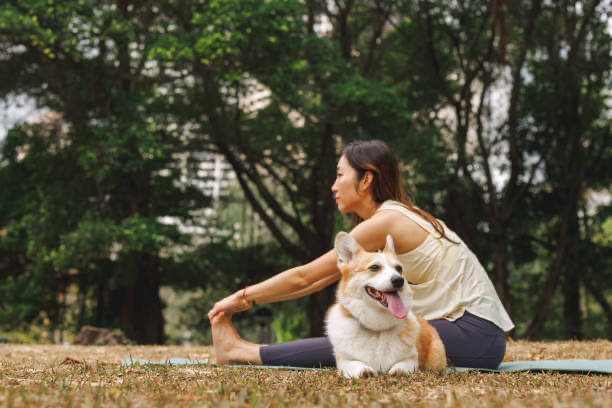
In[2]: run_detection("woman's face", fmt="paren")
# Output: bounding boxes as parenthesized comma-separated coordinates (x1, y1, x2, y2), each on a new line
(331, 155, 362, 213)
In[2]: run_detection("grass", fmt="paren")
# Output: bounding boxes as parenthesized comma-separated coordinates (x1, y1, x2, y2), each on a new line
(1, 339, 611, 407)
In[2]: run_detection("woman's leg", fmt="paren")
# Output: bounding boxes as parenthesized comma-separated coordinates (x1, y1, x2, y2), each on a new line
(212, 310, 506, 369)
(428, 311, 506, 369)
(210, 312, 336, 367)
(259, 337, 335, 368)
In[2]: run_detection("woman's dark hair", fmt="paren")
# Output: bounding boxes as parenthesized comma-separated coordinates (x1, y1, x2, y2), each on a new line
(342, 140, 457, 243)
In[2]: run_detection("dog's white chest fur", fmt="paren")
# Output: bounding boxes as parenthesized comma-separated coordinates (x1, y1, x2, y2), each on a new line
(326, 305, 419, 377)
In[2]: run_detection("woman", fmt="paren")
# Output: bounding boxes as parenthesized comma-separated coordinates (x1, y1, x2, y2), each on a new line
(208, 140, 513, 369)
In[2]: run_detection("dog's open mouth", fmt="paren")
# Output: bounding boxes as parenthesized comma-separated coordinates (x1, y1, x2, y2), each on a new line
(365, 286, 408, 319)
(366, 286, 389, 307)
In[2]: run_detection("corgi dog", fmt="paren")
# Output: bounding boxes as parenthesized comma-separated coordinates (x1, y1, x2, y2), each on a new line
(326, 232, 446, 378)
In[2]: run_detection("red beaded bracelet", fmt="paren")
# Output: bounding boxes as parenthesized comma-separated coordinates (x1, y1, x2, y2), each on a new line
(242, 285, 256, 305)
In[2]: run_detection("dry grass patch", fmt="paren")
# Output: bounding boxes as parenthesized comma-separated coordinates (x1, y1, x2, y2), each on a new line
(1, 340, 611, 407)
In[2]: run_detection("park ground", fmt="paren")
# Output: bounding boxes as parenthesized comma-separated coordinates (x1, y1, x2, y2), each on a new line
(1, 339, 611, 407)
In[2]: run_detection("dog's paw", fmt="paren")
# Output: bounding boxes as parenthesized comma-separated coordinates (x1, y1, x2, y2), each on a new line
(389, 361, 417, 376)
(343, 367, 376, 379)
(388, 368, 411, 376)
(339, 361, 377, 379)
(357, 367, 377, 378)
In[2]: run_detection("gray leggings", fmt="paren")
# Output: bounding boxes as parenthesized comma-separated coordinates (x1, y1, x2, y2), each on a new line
(259, 312, 506, 369)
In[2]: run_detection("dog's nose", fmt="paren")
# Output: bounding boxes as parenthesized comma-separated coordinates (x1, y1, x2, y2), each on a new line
(391, 275, 404, 289)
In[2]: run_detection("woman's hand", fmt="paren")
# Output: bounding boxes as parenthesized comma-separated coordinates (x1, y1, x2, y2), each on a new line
(208, 291, 253, 320)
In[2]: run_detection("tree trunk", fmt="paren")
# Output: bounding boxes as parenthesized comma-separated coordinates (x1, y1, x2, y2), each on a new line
(492, 229, 514, 335)
(110, 253, 165, 344)
(96, 281, 106, 327)
(562, 271, 582, 339)
(302, 122, 337, 337)
(523, 187, 577, 339)
(309, 286, 336, 337)
(582, 275, 612, 337)
(562, 210, 582, 339)
(129, 253, 164, 344)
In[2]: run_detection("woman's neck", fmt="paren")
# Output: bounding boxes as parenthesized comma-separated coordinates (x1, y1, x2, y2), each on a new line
(355, 197, 381, 220)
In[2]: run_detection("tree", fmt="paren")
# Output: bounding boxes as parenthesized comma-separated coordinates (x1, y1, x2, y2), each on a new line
(1, 0, 609, 341)
(0, 0, 210, 343)
(520, 0, 611, 339)
(376, 1, 611, 340)
(148, 0, 416, 336)
(378, 0, 552, 328)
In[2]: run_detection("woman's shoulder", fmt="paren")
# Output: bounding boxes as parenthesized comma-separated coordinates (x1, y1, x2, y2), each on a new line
(346, 209, 400, 252)
(375, 200, 421, 224)
(351, 209, 393, 234)
(377, 200, 438, 229)
(373, 206, 427, 232)
(377, 199, 402, 209)
(376, 200, 418, 216)
(356, 204, 429, 252)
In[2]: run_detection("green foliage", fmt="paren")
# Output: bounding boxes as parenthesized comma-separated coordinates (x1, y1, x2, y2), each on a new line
(0, 0, 610, 342)
(271, 299, 310, 343)
(0, 0, 214, 342)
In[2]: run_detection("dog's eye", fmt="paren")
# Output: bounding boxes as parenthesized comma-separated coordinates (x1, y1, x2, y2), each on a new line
(368, 264, 380, 271)
(395, 265, 403, 273)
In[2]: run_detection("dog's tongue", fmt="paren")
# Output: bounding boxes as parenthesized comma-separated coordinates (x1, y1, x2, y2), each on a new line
(385, 292, 407, 319)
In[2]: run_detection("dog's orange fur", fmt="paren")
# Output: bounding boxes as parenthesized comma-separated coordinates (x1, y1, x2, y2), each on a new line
(339, 304, 353, 319)
(400, 315, 446, 371)
(338, 249, 382, 300)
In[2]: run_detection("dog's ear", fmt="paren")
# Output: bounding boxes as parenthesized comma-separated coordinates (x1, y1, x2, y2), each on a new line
(335, 232, 360, 265)
(383, 234, 395, 254)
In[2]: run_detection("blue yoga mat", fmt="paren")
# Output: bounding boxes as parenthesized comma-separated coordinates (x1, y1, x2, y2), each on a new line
(454, 359, 612, 374)
(121, 358, 612, 374)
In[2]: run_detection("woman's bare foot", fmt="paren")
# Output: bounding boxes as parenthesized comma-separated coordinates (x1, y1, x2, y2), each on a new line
(210, 312, 263, 364)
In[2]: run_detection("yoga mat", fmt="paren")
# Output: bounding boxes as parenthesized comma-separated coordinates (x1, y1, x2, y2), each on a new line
(121, 358, 612, 374)
(454, 359, 612, 374)
(122, 358, 323, 371)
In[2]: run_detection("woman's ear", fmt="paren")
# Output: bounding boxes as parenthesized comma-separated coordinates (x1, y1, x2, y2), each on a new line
(360, 171, 373, 192)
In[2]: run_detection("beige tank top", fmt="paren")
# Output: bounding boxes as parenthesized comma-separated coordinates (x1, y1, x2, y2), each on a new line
(377, 200, 514, 332)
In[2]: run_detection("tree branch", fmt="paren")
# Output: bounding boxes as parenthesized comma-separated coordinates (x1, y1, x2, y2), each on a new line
(257, 158, 304, 222)
(474, 69, 498, 218)
(503, 0, 542, 211)
(421, 0, 457, 105)
(361, 0, 389, 76)
(228, 106, 310, 239)
(517, 233, 555, 251)
(334, 0, 356, 60)
(582, 274, 612, 336)
(216, 141, 309, 262)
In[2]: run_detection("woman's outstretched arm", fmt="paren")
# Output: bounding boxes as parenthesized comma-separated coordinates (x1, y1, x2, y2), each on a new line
(207, 212, 393, 320)
(207, 249, 339, 319)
